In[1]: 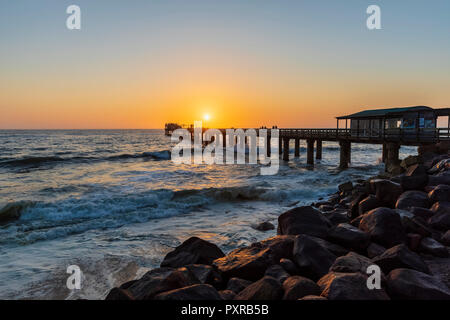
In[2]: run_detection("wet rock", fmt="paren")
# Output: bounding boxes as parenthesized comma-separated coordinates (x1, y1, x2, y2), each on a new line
(401, 215, 433, 237)
(105, 287, 134, 300)
(292, 235, 337, 280)
(226, 278, 253, 294)
(410, 207, 435, 220)
(125, 267, 174, 300)
(213, 236, 294, 281)
(359, 207, 405, 248)
(329, 252, 376, 274)
(327, 223, 370, 251)
(185, 264, 222, 287)
(254, 221, 275, 231)
(155, 284, 222, 300)
(372, 244, 430, 274)
(264, 264, 290, 284)
(429, 158, 450, 174)
(367, 243, 386, 259)
(279, 258, 300, 275)
(338, 181, 353, 194)
(317, 272, 389, 300)
(401, 156, 422, 169)
(358, 195, 381, 216)
(219, 290, 236, 300)
(396, 191, 429, 210)
(235, 276, 283, 300)
(428, 184, 450, 203)
(0, 202, 31, 224)
(144, 267, 200, 299)
(419, 237, 449, 258)
(400, 174, 429, 191)
(326, 209, 349, 225)
(308, 235, 349, 257)
(282, 276, 320, 300)
(319, 204, 334, 212)
(161, 237, 225, 268)
(348, 193, 367, 220)
(370, 179, 403, 208)
(428, 170, 450, 186)
(428, 202, 450, 230)
(277, 206, 331, 238)
(387, 268, 450, 300)
(441, 230, 450, 246)
(406, 233, 422, 251)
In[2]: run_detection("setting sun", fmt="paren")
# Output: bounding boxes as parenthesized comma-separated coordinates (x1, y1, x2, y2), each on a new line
(203, 114, 211, 121)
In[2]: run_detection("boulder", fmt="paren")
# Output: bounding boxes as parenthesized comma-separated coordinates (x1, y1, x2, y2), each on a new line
(428, 184, 450, 203)
(327, 223, 370, 251)
(235, 276, 283, 300)
(338, 181, 353, 194)
(185, 264, 222, 287)
(226, 278, 253, 294)
(213, 236, 294, 281)
(105, 287, 134, 300)
(254, 221, 275, 231)
(154, 284, 222, 300)
(219, 290, 236, 300)
(428, 202, 450, 230)
(401, 156, 422, 169)
(317, 272, 389, 300)
(429, 158, 450, 174)
(372, 244, 430, 274)
(326, 209, 349, 225)
(400, 174, 428, 191)
(161, 237, 225, 268)
(359, 207, 405, 248)
(367, 243, 386, 259)
(282, 276, 320, 300)
(264, 264, 290, 284)
(329, 252, 376, 274)
(307, 235, 349, 257)
(410, 207, 435, 220)
(0, 201, 31, 224)
(387, 268, 450, 300)
(370, 179, 403, 208)
(441, 230, 450, 246)
(279, 258, 300, 275)
(358, 195, 381, 216)
(277, 206, 331, 238)
(428, 171, 450, 186)
(406, 233, 422, 251)
(144, 267, 200, 299)
(299, 295, 327, 300)
(125, 267, 174, 300)
(348, 193, 368, 220)
(396, 191, 429, 210)
(419, 237, 449, 258)
(292, 235, 337, 280)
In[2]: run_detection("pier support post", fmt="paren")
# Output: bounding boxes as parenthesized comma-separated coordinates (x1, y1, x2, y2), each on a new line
(306, 139, 314, 166)
(316, 140, 322, 159)
(283, 138, 290, 161)
(382, 143, 387, 163)
(339, 140, 351, 169)
(385, 142, 400, 172)
(294, 138, 300, 157)
(279, 137, 283, 155)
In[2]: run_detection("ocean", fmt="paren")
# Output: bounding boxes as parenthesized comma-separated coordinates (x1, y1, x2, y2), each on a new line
(0, 129, 417, 299)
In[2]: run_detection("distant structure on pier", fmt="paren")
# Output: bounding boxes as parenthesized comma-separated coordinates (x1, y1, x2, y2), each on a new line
(164, 123, 192, 136)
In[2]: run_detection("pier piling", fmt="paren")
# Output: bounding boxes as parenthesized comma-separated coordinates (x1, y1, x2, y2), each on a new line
(307, 139, 314, 165)
(316, 140, 322, 159)
(283, 138, 290, 161)
(294, 138, 300, 157)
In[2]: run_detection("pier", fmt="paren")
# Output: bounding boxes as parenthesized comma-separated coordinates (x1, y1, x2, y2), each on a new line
(176, 106, 450, 171)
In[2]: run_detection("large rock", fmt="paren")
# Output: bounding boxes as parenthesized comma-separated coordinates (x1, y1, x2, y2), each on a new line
(327, 223, 370, 251)
(410, 207, 435, 220)
(279, 258, 300, 275)
(235, 276, 283, 300)
(400, 164, 429, 191)
(419, 237, 449, 258)
(254, 221, 275, 231)
(428, 170, 450, 186)
(277, 206, 331, 238)
(441, 230, 450, 246)
(264, 264, 290, 284)
(358, 195, 381, 216)
(359, 207, 405, 248)
(125, 267, 174, 300)
(142, 267, 200, 299)
(338, 181, 353, 194)
(429, 158, 450, 174)
(370, 179, 403, 208)
(105, 288, 134, 300)
(154, 284, 222, 300)
(367, 243, 386, 259)
(226, 278, 253, 294)
(428, 202, 450, 230)
(282, 276, 320, 300)
(0, 201, 31, 224)
(348, 193, 368, 220)
(292, 235, 337, 280)
(428, 184, 450, 203)
(218, 290, 236, 300)
(161, 237, 225, 268)
(213, 236, 294, 281)
(185, 264, 222, 287)
(396, 191, 430, 210)
(317, 272, 389, 300)
(329, 252, 376, 274)
(387, 268, 450, 300)
(372, 244, 430, 274)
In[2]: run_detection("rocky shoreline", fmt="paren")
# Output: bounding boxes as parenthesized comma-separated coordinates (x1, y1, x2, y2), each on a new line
(106, 142, 450, 300)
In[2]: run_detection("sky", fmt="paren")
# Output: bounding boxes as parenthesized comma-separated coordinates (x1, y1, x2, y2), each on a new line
(0, 0, 449, 129)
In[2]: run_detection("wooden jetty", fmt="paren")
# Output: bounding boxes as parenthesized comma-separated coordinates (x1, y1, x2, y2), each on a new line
(176, 106, 450, 170)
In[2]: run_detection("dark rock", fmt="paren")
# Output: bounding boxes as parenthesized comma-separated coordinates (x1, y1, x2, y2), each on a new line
(161, 237, 225, 268)
(329, 252, 376, 274)
(226, 278, 253, 294)
(428, 170, 450, 186)
(0, 202, 31, 224)
(126, 267, 174, 300)
(405, 163, 427, 175)
(154, 284, 222, 300)
(359, 207, 405, 248)
(105, 287, 134, 300)
(264, 264, 290, 283)
(185, 264, 222, 287)
(319, 204, 334, 212)
(367, 243, 386, 259)
(348, 193, 367, 220)
(406, 233, 422, 251)
(428, 184, 450, 203)
(350, 215, 363, 228)
(317, 272, 390, 300)
(119, 280, 138, 289)
(254, 221, 275, 231)
(428, 202, 450, 230)
(401, 156, 422, 169)
(307, 235, 349, 257)
(358, 195, 381, 216)
(326, 209, 349, 225)
(144, 267, 200, 299)
(410, 207, 435, 220)
(400, 174, 428, 191)
(213, 236, 295, 281)
(387, 268, 450, 300)
(338, 181, 353, 194)
(327, 223, 370, 251)
(373, 244, 430, 274)
(219, 290, 236, 300)
(279, 258, 300, 275)
(428, 158, 450, 174)
(370, 179, 403, 208)
(235, 276, 283, 300)
(419, 237, 449, 257)
(402, 215, 433, 237)
(277, 206, 331, 238)
(282, 276, 320, 300)
(292, 235, 337, 280)
(299, 295, 327, 300)
(441, 230, 450, 246)
(396, 191, 429, 210)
